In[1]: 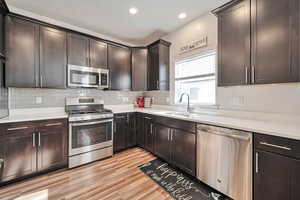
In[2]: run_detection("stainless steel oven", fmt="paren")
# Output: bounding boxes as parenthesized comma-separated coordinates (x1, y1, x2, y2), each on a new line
(66, 97, 113, 168)
(68, 64, 102, 88)
(69, 119, 113, 156)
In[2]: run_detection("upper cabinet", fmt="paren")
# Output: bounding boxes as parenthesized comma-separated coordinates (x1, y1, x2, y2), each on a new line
(148, 40, 171, 91)
(40, 26, 67, 88)
(251, 0, 299, 84)
(5, 16, 40, 88)
(67, 33, 89, 67)
(108, 44, 131, 90)
(67, 33, 107, 68)
(132, 47, 148, 91)
(215, 0, 300, 86)
(5, 16, 67, 88)
(216, 0, 250, 86)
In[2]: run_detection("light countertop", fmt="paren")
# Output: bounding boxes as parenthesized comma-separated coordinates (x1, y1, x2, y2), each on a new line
(1, 105, 299, 141)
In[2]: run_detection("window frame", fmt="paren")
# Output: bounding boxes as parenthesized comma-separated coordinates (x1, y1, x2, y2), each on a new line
(173, 51, 217, 106)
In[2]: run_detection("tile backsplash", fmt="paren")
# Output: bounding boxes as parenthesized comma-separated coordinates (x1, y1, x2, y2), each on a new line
(9, 88, 143, 109)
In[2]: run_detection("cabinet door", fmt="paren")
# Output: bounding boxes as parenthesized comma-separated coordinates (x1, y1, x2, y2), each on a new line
(37, 125, 67, 171)
(108, 44, 132, 90)
(251, 0, 299, 84)
(126, 113, 136, 148)
(171, 129, 196, 176)
(292, 159, 300, 200)
(113, 115, 127, 152)
(154, 124, 171, 162)
(5, 16, 39, 88)
(136, 113, 145, 148)
(67, 33, 89, 66)
(148, 45, 159, 90)
(217, 0, 250, 86)
(40, 26, 67, 88)
(254, 150, 292, 200)
(158, 44, 170, 90)
(2, 132, 36, 182)
(132, 48, 148, 91)
(144, 117, 154, 153)
(89, 39, 107, 68)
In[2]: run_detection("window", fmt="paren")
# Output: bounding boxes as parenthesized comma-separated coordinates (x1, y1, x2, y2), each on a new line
(174, 52, 216, 105)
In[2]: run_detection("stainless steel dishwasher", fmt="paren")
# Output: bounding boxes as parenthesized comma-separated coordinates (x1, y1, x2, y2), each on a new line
(197, 124, 252, 200)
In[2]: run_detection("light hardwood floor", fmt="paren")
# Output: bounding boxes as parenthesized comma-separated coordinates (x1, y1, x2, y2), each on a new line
(0, 148, 172, 200)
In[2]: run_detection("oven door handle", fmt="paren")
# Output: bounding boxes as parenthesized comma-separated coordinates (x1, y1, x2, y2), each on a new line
(71, 119, 113, 127)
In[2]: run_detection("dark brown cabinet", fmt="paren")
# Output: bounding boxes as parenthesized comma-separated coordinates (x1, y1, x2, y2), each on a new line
(154, 121, 196, 176)
(67, 33, 107, 69)
(1, 131, 36, 182)
(126, 113, 136, 148)
(67, 33, 89, 67)
(113, 113, 137, 152)
(5, 16, 39, 88)
(154, 124, 171, 162)
(89, 39, 107, 68)
(108, 44, 131, 90)
(171, 129, 196, 176)
(0, 119, 68, 183)
(113, 114, 127, 152)
(148, 40, 171, 91)
(136, 112, 145, 148)
(40, 26, 67, 88)
(215, 0, 300, 86)
(251, 0, 300, 84)
(132, 48, 148, 91)
(254, 133, 300, 200)
(5, 16, 67, 89)
(216, 0, 250, 86)
(37, 122, 68, 171)
(144, 115, 155, 153)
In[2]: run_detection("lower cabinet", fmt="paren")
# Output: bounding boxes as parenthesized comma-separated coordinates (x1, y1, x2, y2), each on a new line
(254, 133, 300, 200)
(0, 119, 68, 183)
(154, 123, 196, 176)
(113, 113, 137, 152)
(136, 113, 145, 148)
(144, 115, 155, 153)
(2, 131, 37, 182)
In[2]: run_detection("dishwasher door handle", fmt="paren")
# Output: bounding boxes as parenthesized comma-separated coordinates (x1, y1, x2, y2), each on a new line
(198, 129, 251, 141)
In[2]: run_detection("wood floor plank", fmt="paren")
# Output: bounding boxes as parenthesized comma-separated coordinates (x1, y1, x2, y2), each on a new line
(0, 148, 171, 200)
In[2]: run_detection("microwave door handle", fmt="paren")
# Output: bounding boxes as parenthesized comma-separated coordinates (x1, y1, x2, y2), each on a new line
(98, 73, 101, 87)
(72, 119, 113, 127)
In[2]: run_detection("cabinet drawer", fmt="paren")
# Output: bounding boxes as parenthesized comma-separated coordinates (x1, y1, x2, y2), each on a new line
(2, 121, 35, 135)
(38, 119, 67, 130)
(155, 116, 196, 133)
(254, 133, 300, 160)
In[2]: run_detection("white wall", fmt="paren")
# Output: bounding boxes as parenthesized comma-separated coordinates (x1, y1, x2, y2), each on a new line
(161, 13, 300, 115)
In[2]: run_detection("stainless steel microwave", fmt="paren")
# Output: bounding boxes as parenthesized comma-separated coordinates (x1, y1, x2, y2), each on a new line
(68, 65, 109, 88)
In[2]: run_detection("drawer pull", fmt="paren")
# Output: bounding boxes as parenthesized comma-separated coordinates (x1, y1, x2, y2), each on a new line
(145, 117, 152, 120)
(7, 126, 28, 131)
(45, 122, 62, 127)
(259, 142, 291, 151)
(255, 152, 259, 173)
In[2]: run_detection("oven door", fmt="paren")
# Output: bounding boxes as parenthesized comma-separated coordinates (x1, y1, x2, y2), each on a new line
(68, 65, 101, 88)
(69, 119, 113, 156)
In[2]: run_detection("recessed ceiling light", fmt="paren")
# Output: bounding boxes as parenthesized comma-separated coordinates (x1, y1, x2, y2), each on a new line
(129, 7, 138, 15)
(178, 12, 187, 19)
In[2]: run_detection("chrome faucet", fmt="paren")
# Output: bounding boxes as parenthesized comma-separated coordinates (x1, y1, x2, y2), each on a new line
(179, 93, 190, 113)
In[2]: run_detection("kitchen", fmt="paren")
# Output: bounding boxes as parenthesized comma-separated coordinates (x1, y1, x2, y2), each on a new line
(0, 0, 299, 199)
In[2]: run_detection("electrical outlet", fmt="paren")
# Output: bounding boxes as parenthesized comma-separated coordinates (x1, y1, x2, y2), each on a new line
(35, 97, 42, 104)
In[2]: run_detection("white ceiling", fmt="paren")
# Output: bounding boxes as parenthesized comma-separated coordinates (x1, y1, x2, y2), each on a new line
(6, 0, 230, 45)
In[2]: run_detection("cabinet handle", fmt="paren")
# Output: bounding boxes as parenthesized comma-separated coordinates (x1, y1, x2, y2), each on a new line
(251, 66, 255, 84)
(171, 130, 173, 141)
(45, 122, 62, 127)
(0, 159, 3, 169)
(168, 129, 170, 141)
(145, 117, 152, 120)
(40, 75, 43, 88)
(113, 123, 116, 133)
(156, 81, 159, 89)
(32, 133, 35, 147)
(245, 67, 248, 84)
(38, 132, 41, 147)
(115, 116, 126, 119)
(255, 152, 259, 173)
(259, 142, 291, 151)
(7, 126, 28, 131)
(150, 124, 153, 134)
